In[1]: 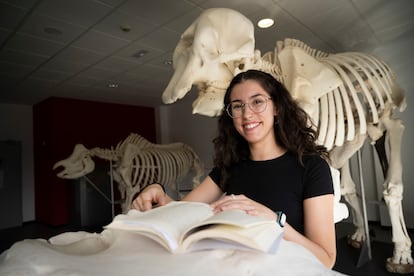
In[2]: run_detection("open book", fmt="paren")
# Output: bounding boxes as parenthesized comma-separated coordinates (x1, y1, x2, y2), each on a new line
(105, 201, 283, 254)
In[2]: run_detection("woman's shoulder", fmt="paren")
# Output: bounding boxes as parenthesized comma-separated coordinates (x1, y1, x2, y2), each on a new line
(281, 151, 328, 166)
(302, 154, 330, 171)
(302, 153, 328, 163)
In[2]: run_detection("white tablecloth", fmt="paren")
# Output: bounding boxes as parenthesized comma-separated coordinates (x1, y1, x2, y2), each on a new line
(0, 227, 347, 276)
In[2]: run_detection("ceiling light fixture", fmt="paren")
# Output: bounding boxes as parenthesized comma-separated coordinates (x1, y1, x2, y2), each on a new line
(44, 27, 62, 35)
(108, 83, 118, 88)
(257, 18, 274, 28)
(120, 25, 131, 32)
(133, 50, 148, 58)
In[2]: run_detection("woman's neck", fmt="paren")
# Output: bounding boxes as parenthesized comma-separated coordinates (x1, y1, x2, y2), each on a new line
(249, 141, 286, 161)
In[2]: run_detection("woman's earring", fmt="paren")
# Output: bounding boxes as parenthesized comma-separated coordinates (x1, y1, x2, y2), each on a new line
(274, 116, 279, 126)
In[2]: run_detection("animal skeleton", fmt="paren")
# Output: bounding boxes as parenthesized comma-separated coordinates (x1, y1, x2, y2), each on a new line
(54, 133, 204, 213)
(161, 8, 412, 273)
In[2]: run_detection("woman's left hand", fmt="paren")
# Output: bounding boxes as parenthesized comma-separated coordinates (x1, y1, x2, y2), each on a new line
(210, 194, 277, 220)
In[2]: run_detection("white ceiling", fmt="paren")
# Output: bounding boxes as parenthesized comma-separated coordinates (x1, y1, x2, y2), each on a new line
(1, 0, 413, 108)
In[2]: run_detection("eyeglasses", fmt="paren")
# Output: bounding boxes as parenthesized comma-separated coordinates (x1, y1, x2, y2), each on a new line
(226, 95, 272, 118)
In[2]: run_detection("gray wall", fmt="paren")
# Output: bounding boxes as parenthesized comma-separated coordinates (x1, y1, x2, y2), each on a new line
(0, 103, 34, 222)
(157, 91, 217, 174)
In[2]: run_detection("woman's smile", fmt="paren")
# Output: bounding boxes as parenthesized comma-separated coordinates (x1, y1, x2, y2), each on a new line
(243, 121, 261, 130)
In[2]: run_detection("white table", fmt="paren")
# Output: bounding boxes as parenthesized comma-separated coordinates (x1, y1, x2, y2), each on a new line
(0, 228, 346, 275)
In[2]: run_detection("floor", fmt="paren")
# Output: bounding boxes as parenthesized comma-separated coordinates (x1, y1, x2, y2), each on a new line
(334, 222, 414, 275)
(0, 221, 413, 275)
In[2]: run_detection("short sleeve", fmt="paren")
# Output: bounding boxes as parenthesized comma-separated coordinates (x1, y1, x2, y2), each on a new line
(208, 167, 221, 187)
(303, 156, 334, 199)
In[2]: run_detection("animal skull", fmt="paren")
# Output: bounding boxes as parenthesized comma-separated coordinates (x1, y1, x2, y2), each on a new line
(53, 144, 95, 179)
(162, 8, 255, 116)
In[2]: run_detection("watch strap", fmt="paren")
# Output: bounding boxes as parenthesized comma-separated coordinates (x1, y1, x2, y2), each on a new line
(276, 211, 286, 228)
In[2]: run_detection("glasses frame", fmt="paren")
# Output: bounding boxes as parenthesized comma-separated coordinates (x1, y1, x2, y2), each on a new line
(225, 95, 272, 119)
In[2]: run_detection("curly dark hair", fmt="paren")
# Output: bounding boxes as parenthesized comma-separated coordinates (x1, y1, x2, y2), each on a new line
(212, 69, 329, 189)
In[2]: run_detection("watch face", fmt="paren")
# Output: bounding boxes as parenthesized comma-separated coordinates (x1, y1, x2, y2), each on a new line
(280, 213, 286, 227)
(277, 211, 286, 227)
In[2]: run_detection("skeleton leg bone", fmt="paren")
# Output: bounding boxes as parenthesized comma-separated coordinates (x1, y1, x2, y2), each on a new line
(340, 161, 365, 248)
(380, 111, 413, 273)
(329, 133, 367, 249)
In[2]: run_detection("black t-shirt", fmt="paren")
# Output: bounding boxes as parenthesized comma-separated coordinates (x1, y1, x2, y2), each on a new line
(209, 152, 333, 234)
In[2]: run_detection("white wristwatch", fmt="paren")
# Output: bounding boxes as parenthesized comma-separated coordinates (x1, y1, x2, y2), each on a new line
(276, 211, 286, 228)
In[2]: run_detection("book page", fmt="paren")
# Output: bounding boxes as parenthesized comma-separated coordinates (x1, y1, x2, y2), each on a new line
(183, 209, 276, 235)
(105, 201, 214, 252)
(180, 221, 283, 253)
(179, 209, 283, 253)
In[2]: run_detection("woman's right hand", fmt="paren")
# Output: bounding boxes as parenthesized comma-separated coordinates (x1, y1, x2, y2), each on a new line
(131, 183, 170, 211)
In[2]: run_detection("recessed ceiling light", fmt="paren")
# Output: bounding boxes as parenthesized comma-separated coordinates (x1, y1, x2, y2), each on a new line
(44, 27, 62, 35)
(132, 50, 148, 58)
(120, 25, 131, 32)
(108, 83, 118, 88)
(257, 18, 274, 28)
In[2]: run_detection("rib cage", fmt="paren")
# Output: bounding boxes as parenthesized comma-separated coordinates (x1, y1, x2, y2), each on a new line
(319, 52, 394, 149)
(274, 39, 403, 150)
(90, 133, 154, 160)
(86, 133, 204, 212)
(125, 143, 201, 191)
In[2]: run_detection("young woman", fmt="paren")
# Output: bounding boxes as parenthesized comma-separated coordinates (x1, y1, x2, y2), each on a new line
(132, 70, 336, 268)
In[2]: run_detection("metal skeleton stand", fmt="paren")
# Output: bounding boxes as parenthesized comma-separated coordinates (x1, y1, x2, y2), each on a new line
(356, 149, 372, 267)
(82, 160, 117, 218)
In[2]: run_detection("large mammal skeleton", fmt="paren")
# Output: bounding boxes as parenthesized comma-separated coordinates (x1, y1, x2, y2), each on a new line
(161, 8, 412, 273)
(54, 133, 204, 213)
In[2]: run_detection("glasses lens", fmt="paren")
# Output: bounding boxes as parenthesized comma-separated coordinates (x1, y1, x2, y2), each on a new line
(226, 95, 270, 118)
(226, 104, 233, 117)
(227, 102, 241, 118)
(249, 95, 267, 113)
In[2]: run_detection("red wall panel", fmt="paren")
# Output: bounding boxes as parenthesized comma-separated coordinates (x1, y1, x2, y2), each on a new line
(33, 97, 156, 225)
